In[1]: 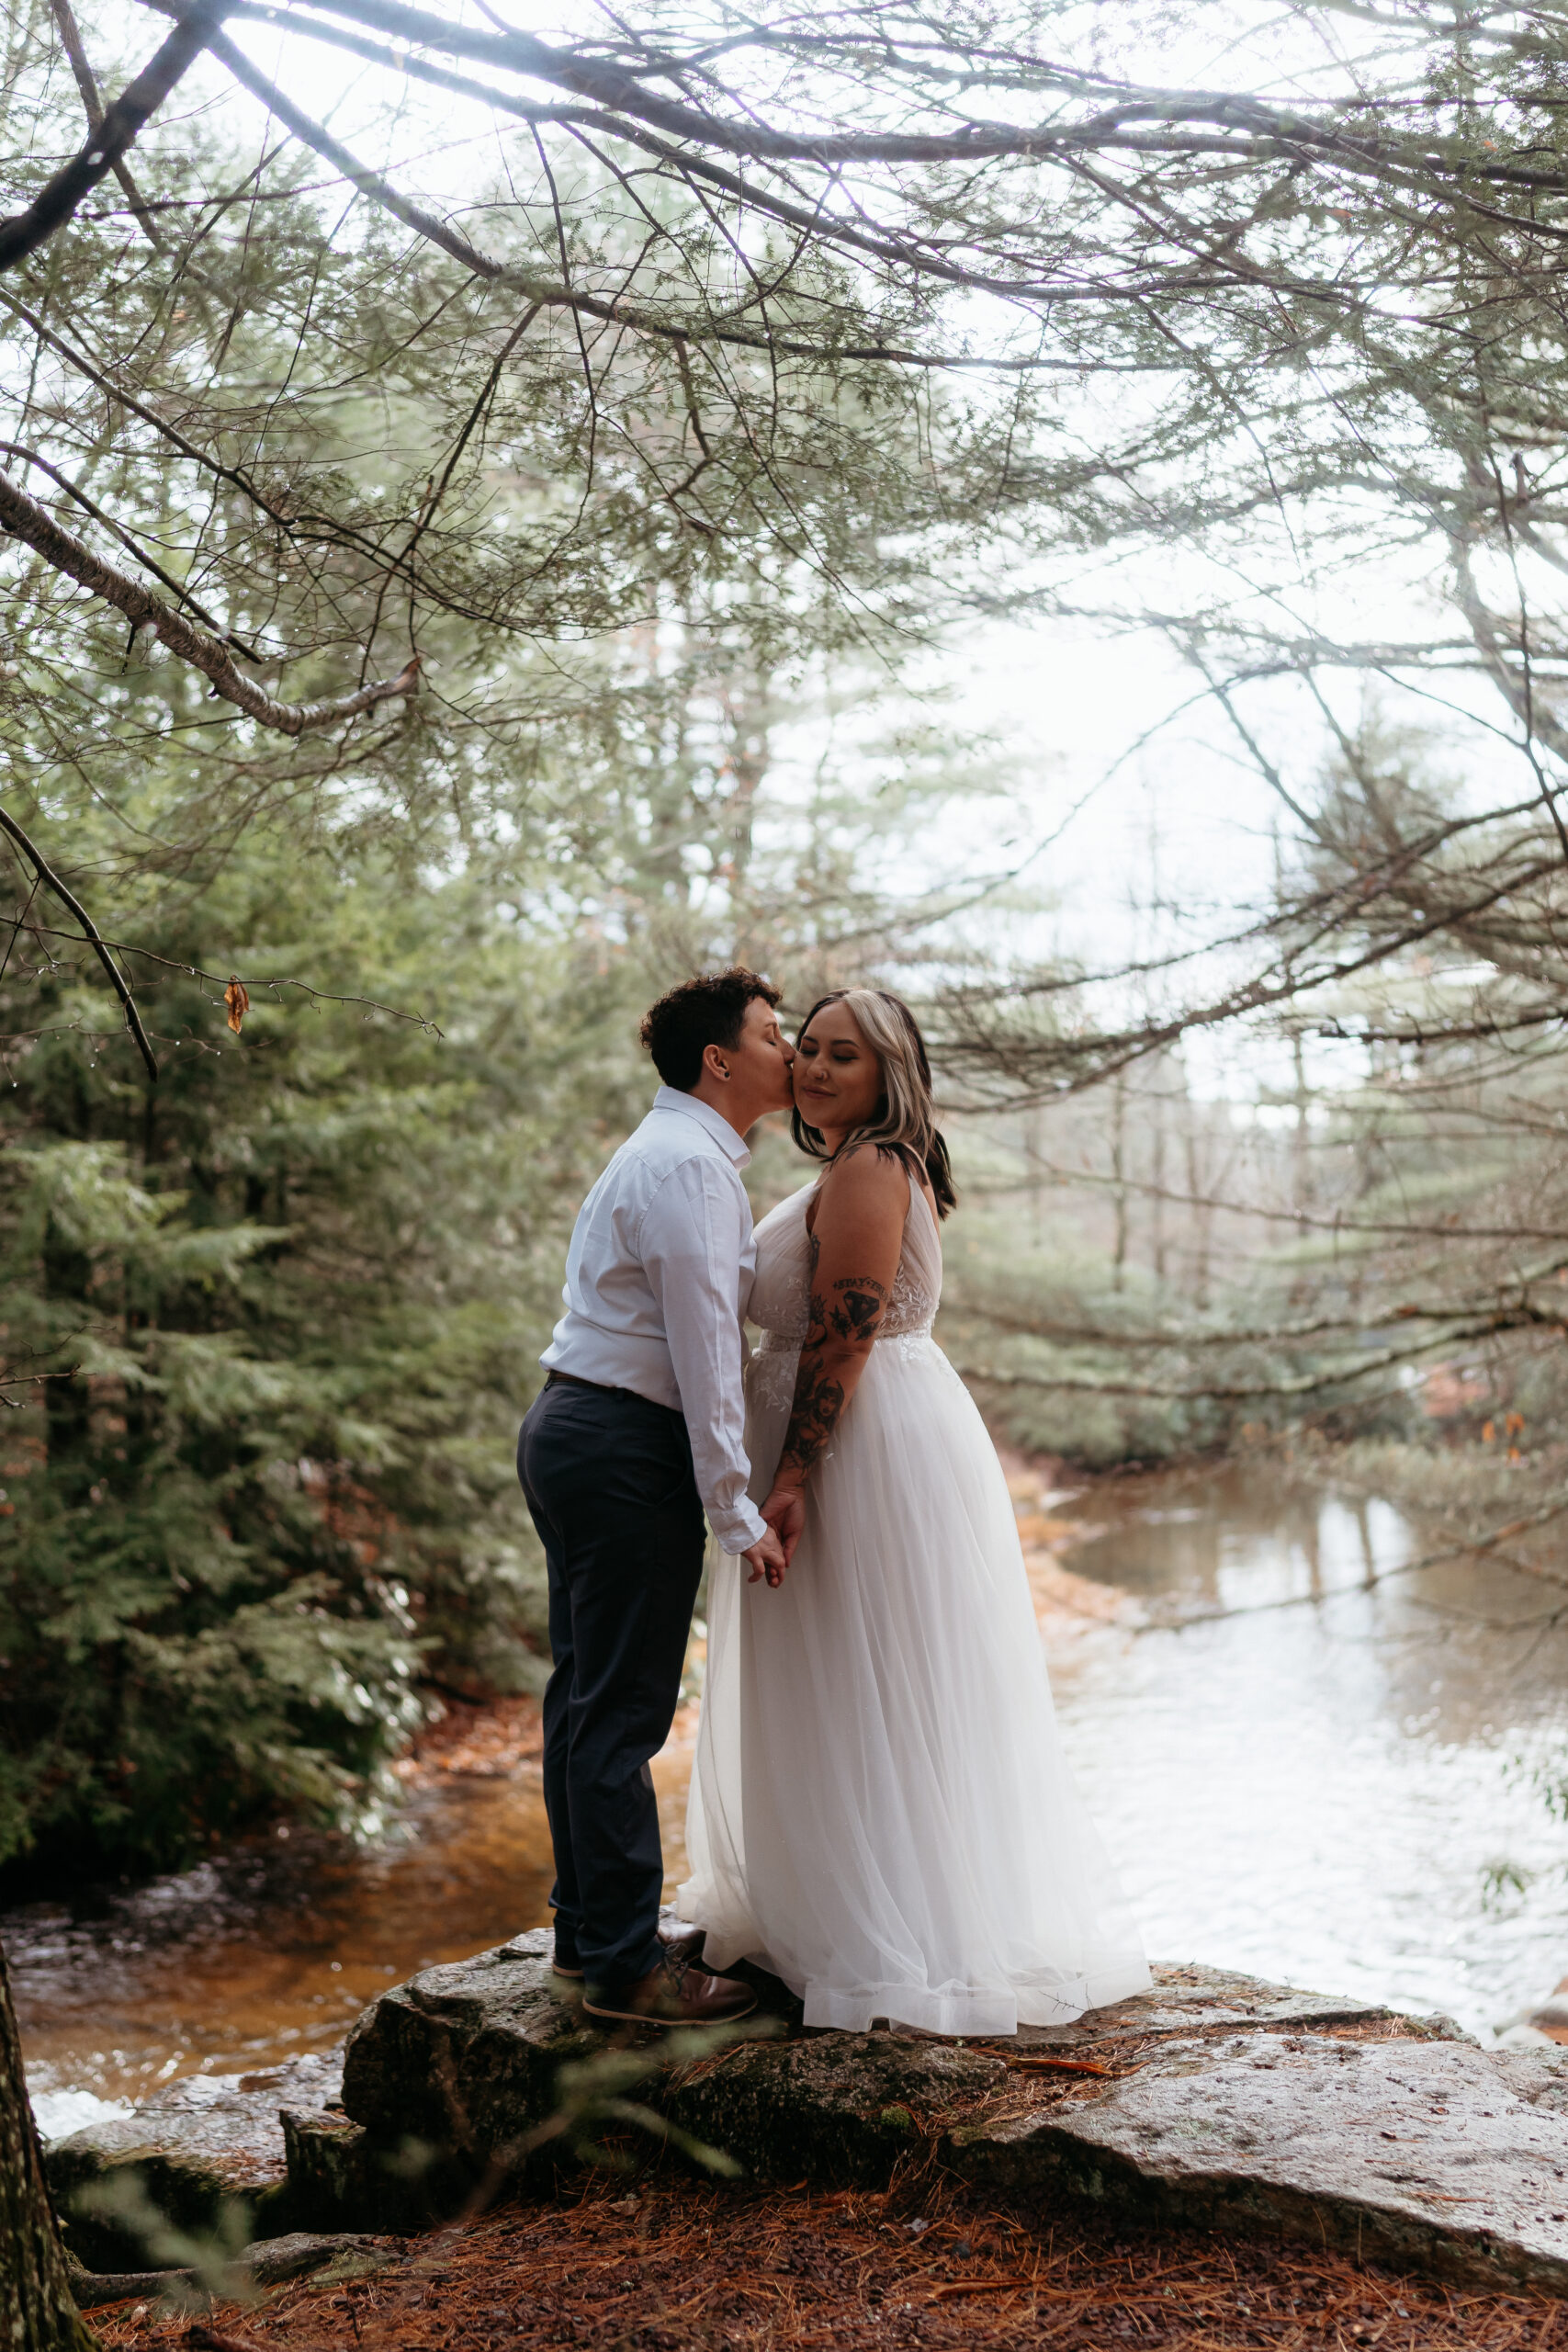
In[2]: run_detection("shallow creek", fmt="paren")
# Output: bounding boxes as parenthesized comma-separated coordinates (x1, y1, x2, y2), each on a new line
(9, 1461, 1568, 2142)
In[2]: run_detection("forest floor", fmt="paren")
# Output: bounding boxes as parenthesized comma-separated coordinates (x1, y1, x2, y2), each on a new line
(91, 2165, 1568, 2352)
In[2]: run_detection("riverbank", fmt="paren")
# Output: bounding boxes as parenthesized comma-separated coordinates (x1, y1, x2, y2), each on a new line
(47, 1943, 1568, 2308)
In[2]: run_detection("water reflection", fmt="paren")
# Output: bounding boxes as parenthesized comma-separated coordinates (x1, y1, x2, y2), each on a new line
(9, 1772, 557, 2131)
(1041, 1464, 1568, 2037)
(8, 1464, 1568, 2127)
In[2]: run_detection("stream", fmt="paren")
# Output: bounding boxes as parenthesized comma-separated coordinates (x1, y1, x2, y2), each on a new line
(9, 1460, 1567, 2143)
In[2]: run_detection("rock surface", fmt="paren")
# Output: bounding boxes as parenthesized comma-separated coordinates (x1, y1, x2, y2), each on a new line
(1009, 1961, 1422, 2048)
(335, 1941, 1433, 2172)
(341, 1929, 595, 2150)
(46, 2048, 344, 2269)
(331, 1941, 1568, 2291)
(56, 1943, 1568, 2297)
(952, 2029, 1568, 2292)
(667, 2031, 1008, 2186)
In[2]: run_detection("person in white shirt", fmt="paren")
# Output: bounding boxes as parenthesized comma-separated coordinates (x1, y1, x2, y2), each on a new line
(518, 969, 795, 2026)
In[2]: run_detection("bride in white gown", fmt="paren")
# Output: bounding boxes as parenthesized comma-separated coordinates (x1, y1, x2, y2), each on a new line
(681, 987, 1150, 2037)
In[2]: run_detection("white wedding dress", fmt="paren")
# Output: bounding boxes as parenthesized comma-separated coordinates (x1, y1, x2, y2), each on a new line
(680, 1172, 1150, 2036)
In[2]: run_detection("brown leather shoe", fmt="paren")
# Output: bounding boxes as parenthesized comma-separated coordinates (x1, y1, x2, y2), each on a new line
(581, 1951, 756, 2027)
(553, 1921, 707, 1982)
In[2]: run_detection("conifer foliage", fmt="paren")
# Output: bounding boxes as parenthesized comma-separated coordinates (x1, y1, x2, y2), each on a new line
(0, 822, 642, 1871)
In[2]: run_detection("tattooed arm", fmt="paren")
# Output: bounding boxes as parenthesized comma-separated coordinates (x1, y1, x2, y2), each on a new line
(757, 1148, 909, 1572)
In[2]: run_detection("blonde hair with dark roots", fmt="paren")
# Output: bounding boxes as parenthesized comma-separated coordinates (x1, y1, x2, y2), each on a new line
(790, 987, 957, 1218)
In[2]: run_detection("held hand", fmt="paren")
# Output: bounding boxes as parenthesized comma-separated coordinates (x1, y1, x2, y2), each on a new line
(742, 1524, 788, 1589)
(761, 1483, 807, 1567)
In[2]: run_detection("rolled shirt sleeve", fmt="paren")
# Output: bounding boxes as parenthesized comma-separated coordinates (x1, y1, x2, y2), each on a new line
(638, 1157, 769, 1554)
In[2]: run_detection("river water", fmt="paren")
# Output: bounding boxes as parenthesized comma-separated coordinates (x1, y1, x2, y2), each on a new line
(9, 1461, 1568, 2142)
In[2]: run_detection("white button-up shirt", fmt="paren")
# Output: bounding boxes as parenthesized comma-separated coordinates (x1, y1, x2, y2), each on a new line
(540, 1085, 768, 1554)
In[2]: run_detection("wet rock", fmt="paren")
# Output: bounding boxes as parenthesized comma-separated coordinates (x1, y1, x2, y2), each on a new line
(1498, 2024, 1562, 2052)
(46, 2048, 343, 2269)
(1018, 1961, 1422, 2050)
(666, 2032, 1008, 2187)
(1495, 1975, 1568, 2051)
(340, 1929, 601, 2150)
(1529, 1979, 1568, 2044)
(948, 2029, 1568, 2292)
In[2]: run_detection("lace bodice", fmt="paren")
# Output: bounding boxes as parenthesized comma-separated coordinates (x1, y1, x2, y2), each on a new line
(747, 1173, 942, 1349)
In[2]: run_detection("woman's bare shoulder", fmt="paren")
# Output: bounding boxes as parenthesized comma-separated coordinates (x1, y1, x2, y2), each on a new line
(816, 1144, 911, 1216)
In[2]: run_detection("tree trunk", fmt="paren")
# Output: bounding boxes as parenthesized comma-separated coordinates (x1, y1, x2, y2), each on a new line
(0, 1938, 96, 2352)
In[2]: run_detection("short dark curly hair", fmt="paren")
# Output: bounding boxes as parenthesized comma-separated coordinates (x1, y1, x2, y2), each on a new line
(639, 967, 782, 1091)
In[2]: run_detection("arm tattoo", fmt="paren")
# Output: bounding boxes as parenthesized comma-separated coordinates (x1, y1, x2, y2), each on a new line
(777, 1259, 889, 1479)
(779, 1343, 846, 1476)
(827, 1281, 886, 1341)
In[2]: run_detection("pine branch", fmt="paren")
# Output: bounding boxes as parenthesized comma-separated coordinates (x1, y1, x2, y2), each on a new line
(185, 0, 1568, 190)
(203, 32, 1108, 372)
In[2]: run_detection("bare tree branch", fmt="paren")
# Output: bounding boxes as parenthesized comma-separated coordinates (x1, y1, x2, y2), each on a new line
(0, 443, 261, 652)
(196, 0, 1568, 187)
(1, 915, 444, 1034)
(0, 6, 221, 273)
(0, 464, 420, 735)
(48, 0, 168, 249)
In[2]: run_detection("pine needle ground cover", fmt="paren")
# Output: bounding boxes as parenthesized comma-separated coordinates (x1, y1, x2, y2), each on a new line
(90, 2174, 1568, 2352)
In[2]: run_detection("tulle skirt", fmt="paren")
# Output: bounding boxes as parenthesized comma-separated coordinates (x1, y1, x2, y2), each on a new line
(680, 1332, 1151, 2036)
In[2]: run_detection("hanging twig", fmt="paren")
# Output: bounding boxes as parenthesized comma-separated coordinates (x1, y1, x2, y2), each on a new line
(0, 803, 158, 1080)
(0, 916, 444, 1034)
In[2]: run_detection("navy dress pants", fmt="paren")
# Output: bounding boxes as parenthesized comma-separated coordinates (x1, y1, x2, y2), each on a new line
(516, 1376, 706, 1996)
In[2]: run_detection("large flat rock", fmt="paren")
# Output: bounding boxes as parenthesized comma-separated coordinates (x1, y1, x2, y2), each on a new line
(335, 1932, 1017, 2199)
(950, 2029, 1568, 2292)
(46, 2048, 343, 2269)
(336, 1945, 1407, 2152)
(308, 1940, 1568, 2293)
